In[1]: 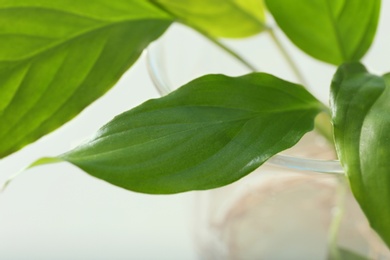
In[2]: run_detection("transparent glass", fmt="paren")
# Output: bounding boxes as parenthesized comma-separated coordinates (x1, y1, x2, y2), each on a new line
(145, 23, 390, 259)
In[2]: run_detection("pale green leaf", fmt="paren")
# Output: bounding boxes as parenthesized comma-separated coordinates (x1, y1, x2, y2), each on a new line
(331, 62, 390, 247)
(150, 0, 266, 38)
(0, 0, 172, 158)
(265, 0, 380, 65)
(59, 73, 323, 194)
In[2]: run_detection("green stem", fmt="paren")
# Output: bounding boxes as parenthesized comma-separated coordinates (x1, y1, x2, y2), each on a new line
(268, 29, 309, 88)
(268, 29, 335, 146)
(148, 0, 258, 72)
(151, 0, 336, 147)
(197, 31, 258, 72)
(328, 177, 348, 260)
(202, 28, 335, 147)
(315, 112, 335, 145)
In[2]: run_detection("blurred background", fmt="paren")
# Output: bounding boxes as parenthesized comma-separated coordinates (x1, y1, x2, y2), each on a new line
(1, 1, 390, 259)
(0, 54, 198, 259)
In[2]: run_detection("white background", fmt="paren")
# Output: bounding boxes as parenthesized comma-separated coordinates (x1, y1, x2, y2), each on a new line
(1, 2, 390, 259)
(0, 56, 199, 259)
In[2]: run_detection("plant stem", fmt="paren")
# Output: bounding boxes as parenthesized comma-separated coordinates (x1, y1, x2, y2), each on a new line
(153, 2, 336, 147)
(198, 32, 258, 72)
(148, 0, 259, 72)
(328, 177, 348, 259)
(268, 29, 309, 88)
(315, 112, 335, 145)
(267, 29, 336, 146)
(202, 29, 336, 147)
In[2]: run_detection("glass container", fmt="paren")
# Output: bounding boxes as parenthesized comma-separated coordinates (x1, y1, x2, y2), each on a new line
(146, 23, 390, 259)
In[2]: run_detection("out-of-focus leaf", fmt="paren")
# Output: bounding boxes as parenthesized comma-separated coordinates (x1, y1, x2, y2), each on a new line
(328, 247, 369, 260)
(331, 62, 390, 247)
(150, 0, 266, 38)
(0, 0, 172, 158)
(59, 73, 323, 194)
(265, 0, 381, 65)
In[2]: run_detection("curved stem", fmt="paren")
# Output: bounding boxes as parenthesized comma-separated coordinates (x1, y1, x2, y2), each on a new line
(202, 28, 335, 148)
(152, 1, 336, 147)
(148, 0, 258, 72)
(268, 29, 309, 88)
(267, 30, 335, 146)
(198, 32, 258, 72)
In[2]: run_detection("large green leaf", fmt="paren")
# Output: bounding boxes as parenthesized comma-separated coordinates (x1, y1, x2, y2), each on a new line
(150, 0, 266, 38)
(0, 0, 172, 158)
(58, 73, 323, 194)
(331, 62, 390, 247)
(265, 0, 381, 65)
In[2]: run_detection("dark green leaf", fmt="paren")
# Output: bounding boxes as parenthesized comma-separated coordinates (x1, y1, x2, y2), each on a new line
(60, 73, 323, 194)
(150, 0, 266, 38)
(265, 0, 380, 65)
(331, 62, 390, 247)
(0, 0, 172, 158)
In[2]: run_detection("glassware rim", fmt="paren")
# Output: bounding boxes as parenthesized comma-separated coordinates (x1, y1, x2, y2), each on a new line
(145, 44, 344, 175)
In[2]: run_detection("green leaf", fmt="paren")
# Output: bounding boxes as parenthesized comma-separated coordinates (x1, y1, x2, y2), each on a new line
(0, 0, 172, 158)
(329, 247, 369, 260)
(150, 0, 266, 38)
(59, 73, 323, 194)
(331, 62, 390, 247)
(265, 0, 381, 65)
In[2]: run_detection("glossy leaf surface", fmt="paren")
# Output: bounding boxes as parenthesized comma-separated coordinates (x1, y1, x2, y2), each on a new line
(265, 0, 380, 65)
(0, 0, 172, 158)
(150, 0, 266, 38)
(331, 62, 390, 247)
(61, 73, 323, 194)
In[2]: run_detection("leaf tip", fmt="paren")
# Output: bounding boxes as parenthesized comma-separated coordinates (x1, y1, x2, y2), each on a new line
(0, 157, 63, 193)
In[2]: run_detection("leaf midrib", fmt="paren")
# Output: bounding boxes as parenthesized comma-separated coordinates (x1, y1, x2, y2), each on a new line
(148, 0, 265, 30)
(0, 10, 170, 63)
(0, 13, 172, 151)
(350, 2, 378, 60)
(0, 21, 131, 139)
(0, 39, 109, 143)
(324, 0, 347, 61)
(168, 110, 313, 183)
(84, 105, 316, 147)
(132, 103, 318, 116)
(226, 0, 265, 28)
(0, 6, 106, 22)
(63, 116, 252, 161)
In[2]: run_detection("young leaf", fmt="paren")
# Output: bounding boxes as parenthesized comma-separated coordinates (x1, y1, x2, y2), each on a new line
(150, 0, 266, 38)
(265, 0, 381, 65)
(59, 73, 323, 194)
(0, 0, 172, 158)
(331, 62, 390, 247)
